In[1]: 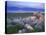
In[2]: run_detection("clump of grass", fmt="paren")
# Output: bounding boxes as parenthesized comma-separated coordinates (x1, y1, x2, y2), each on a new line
(7, 23, 24, 34)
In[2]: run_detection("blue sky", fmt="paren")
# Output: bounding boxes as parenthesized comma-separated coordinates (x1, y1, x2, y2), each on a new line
(7, 1, 45, 13)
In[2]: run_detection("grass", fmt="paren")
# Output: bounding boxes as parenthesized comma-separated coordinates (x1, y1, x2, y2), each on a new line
(7, 23, 24, 34)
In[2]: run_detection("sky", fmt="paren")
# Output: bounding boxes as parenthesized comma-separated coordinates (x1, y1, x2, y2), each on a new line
(6, 1, 45, 13)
